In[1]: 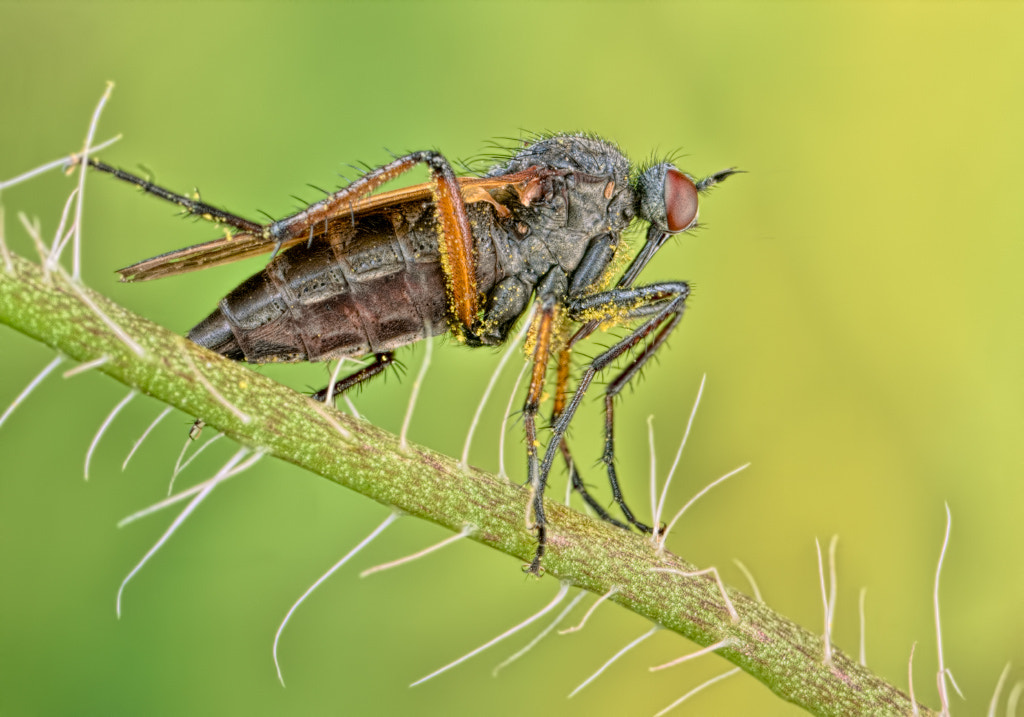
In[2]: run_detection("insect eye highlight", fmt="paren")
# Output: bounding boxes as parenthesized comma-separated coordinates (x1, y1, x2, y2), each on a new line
(664, 168, 699, 233)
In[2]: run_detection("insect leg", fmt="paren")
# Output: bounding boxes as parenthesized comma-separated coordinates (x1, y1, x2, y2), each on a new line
(85, 158, 265, 235)
(311, 353, 395, 403)
(105, 152, 507, 314)
(544, 282, 692, 534)
(551, 343, 631, 529)
(522, 298, 559, 575)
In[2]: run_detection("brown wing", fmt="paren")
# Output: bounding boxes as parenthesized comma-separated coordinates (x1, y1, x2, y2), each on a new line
(117, 233, 286, 282)
(117, 170, 545, 282)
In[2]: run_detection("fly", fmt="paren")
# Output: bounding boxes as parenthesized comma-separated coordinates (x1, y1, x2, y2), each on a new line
(86, 133, 737, 573)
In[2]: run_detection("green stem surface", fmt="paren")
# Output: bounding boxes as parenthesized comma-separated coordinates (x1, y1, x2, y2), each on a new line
(0, 253, 934, 716)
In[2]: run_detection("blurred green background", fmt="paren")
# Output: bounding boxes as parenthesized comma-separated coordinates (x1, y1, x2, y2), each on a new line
(2, 2, 1022, 715)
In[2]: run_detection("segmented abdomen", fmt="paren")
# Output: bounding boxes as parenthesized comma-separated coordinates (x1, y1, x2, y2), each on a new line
(188, 203, 500, 363)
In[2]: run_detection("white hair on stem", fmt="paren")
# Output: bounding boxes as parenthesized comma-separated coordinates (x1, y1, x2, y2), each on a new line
(1, 126, 120, 269)
(306, 398, 352, 441)
(564, 450, 574, 506)
(323, 358, 346, 407)
(498, 359, 529, 480)
(908, 641, 920, 717)
(46, 184, 81, 276)
(0, 356, 63, 431)
(815, 535, 839, 665)
(651, 374, 705, 537)
(935, 503, 952, 716)
(69, 82, 114, 280)
(658, 463, 749, 551)
(461, 313, 531, 469)
(116, 447, 261, 618)
(17, 212, 51, 269)
(732, 559, 763, 603)
(305, 361, 355, 441)
(647, 414, 657, 524)
(411, 581, 572, 688)
(0, 204, 11, 273)
(84, 390, 136, 480)
(16, 168, 136, 346)
(988, 663, 1013, 717)
(172, 432, 196, 479)
(1006, 679, 1023, 717)
(651, 566, 738, 624)
(62, 355, 110, 378)
(323, 356, 370, 420)
(400, 331, 433, 452)
(343, 391, 361, 420)
(858, 587, 868, 667)
(649, 638, 733, 671)
(12, 86, 115, 276)
(946, 668, 964, 701)
(568, 626, 660, 698)
(172, 428, 225, 478)
(653, 667, 742, 717)
(492, 589, 588, 675)
(7, 130, 153, 360)
(273, 511, 400, 687)
(67, 279, 147, 358)
(181, 351, 249, 423)
(169, 432, 225, 495)
(0, 137, 119, 192)
(119, 469, 229, 528)
(360, 524, 474, 577)
(559, 586, 618, 634)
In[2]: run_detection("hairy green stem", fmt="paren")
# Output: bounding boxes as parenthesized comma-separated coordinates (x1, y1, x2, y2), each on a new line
(0, 253, 934, 716)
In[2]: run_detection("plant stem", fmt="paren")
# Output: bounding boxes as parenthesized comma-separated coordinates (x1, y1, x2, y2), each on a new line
(0, 252, 934, 716)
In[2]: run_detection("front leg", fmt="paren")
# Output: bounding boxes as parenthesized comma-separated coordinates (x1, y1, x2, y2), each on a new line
(541, 281, 692, 536)
(551, 342, 632, 530)
(521, 296, 560, 575)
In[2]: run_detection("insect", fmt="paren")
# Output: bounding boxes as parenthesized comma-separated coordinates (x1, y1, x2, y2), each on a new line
(87, 133, 736, 573)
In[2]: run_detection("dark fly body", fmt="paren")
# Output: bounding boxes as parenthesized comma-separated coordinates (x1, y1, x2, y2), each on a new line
(89, 133, 736, 572)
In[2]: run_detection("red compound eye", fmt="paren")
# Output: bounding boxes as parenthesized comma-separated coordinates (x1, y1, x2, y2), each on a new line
(664, 168, 699, 233)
